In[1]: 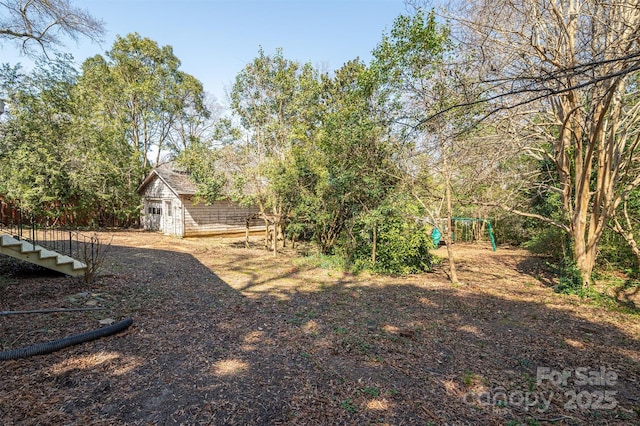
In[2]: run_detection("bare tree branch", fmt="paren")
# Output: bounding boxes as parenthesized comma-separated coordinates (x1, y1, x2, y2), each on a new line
(476, 201, 570, 233)
(438, 0, 640, 286)
(0, 0, 104, 56)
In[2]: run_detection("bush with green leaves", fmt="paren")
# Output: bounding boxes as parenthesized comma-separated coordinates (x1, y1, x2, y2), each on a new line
(553, 257, 585, 294)
(597, 227, 639, 276)
(523, 226, 567, 259)
(491, 213, 530, 246)
(371, 219, 435, 274)
(340, 197, 436, 275)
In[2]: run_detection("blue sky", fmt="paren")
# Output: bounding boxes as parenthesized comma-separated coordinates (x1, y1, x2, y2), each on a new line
(1, 0, 410, 105)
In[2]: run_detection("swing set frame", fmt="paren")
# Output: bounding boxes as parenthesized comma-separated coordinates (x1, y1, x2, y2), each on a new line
(431, 217, 497, 251)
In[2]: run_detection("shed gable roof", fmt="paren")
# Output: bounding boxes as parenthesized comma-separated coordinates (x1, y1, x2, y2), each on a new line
(137, 162, 197, 197)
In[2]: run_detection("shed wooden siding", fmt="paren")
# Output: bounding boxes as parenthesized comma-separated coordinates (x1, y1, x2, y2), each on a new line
(138, 165, 266, 237)
(183, 199, 264, 237)
(143, 177, 176, 199)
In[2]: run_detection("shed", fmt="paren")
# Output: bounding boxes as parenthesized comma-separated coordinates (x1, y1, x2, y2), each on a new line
(137, 163, 264, 237)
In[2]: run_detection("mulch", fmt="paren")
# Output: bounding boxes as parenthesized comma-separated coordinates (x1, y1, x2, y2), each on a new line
(0, 232, 638, 425)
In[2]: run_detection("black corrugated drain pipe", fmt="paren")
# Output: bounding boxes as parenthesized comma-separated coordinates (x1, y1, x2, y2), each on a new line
(0, 318, 133, 360)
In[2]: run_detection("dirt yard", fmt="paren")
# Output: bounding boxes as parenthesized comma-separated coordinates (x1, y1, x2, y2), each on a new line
(0, 231, 639, 425)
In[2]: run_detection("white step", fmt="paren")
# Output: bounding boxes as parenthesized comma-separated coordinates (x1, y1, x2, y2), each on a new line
(18, 240, 39, 253)
(0, 234, 23, 247)
(37, 248, 60, 260)
(0, 236, 39, 253)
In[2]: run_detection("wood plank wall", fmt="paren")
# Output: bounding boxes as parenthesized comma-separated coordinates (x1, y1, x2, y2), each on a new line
(183, 199, 264, 236)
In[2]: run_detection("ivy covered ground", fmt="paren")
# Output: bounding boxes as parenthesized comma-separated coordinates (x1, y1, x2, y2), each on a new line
(0, 231, 639, 425)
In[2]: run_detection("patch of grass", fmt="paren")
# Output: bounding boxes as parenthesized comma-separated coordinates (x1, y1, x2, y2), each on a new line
(462, 371, 480, 387)
(294, 252, 347, 272)
(292, 308, 318, 321)
(551, 264, 640, 315)
(286, 310, 317, 326)
(368, 355, 383, 363)
(286, 317, 304, 325)
(339, 399, 358, 414)
(548, 258, 583, 294)
(522, 372, 536, 391)
(339, 335, 372, 355)
(360, 387, 379, 398)
(518, 358, 532, 369)
(574, 284, 639, 316)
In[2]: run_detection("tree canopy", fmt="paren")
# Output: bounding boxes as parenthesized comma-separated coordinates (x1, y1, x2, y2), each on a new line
(0, 34, 209, 225)
(2, 2, 640, 285)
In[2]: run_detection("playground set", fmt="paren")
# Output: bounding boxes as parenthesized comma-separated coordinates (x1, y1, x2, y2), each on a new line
(431, 217, 497, 251)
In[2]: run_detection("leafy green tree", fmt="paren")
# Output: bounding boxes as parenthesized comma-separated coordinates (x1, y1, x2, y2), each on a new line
(297, 59, 399, 254)
(225, 49, 421, 264)
(167, 93, 221, 155)
(373, 9, 465, 282)
(0, 35, 207, 226)
(0, 55, 78, 218)
(68, 88, 142, 225)
(347, 194, 435, 274)
(0, 55, 141, 225)
(78, 33, 208, 168)
(229, 48, 320, 253)
(175, 142, 226, 205)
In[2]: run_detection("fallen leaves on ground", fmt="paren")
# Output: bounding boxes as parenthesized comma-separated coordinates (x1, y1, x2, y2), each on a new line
(0, 231, 638, 425)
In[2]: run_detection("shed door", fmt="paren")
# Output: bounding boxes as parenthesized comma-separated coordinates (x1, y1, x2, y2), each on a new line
(163, 200, 173, 235)
(147, 201, 162, 231)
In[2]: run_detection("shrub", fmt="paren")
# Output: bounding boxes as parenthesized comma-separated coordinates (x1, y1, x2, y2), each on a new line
(339, 196, 436, 275)
(371, 219, 435, 274)
(553, 257, 584, 294)
(597, 227, 639, 276)
(523, 226, 567, 259)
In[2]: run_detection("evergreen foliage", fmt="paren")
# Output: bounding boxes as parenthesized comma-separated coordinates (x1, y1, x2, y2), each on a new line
(0, 35, 206, 226)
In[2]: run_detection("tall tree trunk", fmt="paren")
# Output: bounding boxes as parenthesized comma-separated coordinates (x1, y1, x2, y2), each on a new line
(443, 152, 459, 284)
(273, 221, 279, 257)
(573, 236, 595, 288)
(245, 218, 250, 249)
(282, 222, 287, 248)
(371, 222, 377, 266)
